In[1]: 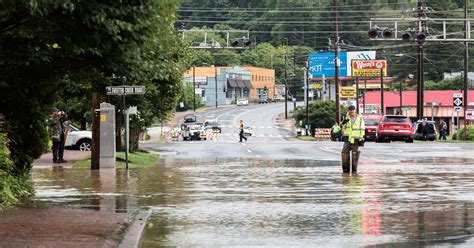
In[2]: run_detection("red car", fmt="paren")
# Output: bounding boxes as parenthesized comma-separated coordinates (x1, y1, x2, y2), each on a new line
(362, 114, 383, 141)
(376, 115, 414, 143)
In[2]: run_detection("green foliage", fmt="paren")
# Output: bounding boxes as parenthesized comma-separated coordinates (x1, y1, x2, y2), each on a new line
(294, 100, 347, 129)
(451, 125, 474, 141)
(0, 133, 34, 210)
(177, 83, 202, 112)
(1, 1, 190, 173)
(424, 77, 466, 90)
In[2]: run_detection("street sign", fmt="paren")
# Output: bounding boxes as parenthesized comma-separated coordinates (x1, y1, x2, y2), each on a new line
(194, 76, 208, 85)
(339, 87, 356, 99)
(401, 107, 411, 111)
(466, 109, 474, 120)
(106, 86, 146, 95)
(453, 93, 463, 112)
(310, 83, 322, 89)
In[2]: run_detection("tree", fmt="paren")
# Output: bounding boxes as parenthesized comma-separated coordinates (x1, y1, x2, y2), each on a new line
(294, 100, 347, 129)
(0, 0, 189, 174)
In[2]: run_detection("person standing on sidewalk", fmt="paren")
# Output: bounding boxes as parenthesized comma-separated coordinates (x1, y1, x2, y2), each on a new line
(340, 105, 365, 173)
(439, 119, 447, 140)
(49, 108, 68, 163)
(239, 120, 247, 142)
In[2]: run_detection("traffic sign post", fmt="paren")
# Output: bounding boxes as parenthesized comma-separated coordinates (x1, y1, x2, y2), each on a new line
(453, 93, 463, 112)
(106, 85, 146, 169)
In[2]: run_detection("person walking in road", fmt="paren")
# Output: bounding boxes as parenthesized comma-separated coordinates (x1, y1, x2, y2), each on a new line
(49, 107, 68, 163)
(340, 105, 365, 173)
(239, 120, 247, 142)
(439, 119, 447, 140)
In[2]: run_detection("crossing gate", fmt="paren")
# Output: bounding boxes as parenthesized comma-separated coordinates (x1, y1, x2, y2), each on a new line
(205, 129, 220, 140)
(314, 128, 331, 140)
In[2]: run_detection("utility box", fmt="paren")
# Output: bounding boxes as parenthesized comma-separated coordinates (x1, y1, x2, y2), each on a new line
(100, 102, 116, 168)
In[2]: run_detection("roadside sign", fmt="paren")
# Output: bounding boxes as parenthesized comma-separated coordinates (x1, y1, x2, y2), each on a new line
(466, 109, 474, 120)
(310, 83, 322, 89)
(351, 60, 387, 77)
(106, 86, 146, 95)
(194, 76, 207, 85)
(339, 87, 356, 99)
(453, 93, 463, 112)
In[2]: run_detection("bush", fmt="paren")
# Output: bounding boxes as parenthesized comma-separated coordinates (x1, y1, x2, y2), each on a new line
(0, 133, 34, 210)
(451, 125, 474, 141)
(294, 100, 347, 129)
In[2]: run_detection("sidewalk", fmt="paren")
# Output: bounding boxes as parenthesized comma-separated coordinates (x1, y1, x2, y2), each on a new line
(0, 150, 146, 247)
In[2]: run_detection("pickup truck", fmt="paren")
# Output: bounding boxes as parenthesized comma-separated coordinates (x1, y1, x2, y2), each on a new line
(182, 123, 206, 141)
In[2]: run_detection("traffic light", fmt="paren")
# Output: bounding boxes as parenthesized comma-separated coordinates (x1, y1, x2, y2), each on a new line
(401, 31, 412, 41)
(382, 29, 393, 38)
(368, 28, 379, 38)
(230, 37, 251, 48)
(416, 32, 426, 44)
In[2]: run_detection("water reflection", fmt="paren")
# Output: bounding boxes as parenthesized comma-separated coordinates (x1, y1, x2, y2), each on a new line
(30, 158, 474, 247)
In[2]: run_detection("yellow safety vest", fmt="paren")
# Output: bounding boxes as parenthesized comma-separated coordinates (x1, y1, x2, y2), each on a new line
(342, 114, 365, 144)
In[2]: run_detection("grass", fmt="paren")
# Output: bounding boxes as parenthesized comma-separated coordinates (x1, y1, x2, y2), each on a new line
(74, 150, 158, 169)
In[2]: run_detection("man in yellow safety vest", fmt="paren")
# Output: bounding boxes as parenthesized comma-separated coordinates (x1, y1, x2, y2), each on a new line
(340, 105, 365, 173)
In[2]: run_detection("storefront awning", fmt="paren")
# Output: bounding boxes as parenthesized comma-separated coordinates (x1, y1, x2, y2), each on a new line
(242, 80, 253, 89)
(227, 79, 238, 87)
(235, 79, 246, 88)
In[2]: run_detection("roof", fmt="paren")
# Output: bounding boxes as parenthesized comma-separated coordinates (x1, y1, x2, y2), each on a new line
(362, 90, 474, 107)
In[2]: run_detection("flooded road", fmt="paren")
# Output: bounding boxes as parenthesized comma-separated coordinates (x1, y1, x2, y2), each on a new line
(31, 159, 474, 247)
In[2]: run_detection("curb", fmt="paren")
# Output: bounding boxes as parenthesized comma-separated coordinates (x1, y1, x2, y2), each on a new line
(119, 210, 151, 248)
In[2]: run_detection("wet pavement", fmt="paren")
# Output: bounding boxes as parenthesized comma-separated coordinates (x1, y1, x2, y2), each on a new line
(28, 157, 474, 247)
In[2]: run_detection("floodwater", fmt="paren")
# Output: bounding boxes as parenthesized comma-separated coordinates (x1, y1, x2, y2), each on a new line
(30, 159, 474, 247)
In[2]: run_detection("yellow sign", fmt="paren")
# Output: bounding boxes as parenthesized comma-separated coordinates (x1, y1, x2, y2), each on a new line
(100, 114, 107, 122)
(310, 83, 322, 89)
(351, 60, 387, 77)
(339, 87, 356, 99)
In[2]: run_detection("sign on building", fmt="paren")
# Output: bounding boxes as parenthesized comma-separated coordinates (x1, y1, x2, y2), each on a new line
(466, 108, 474, 120)
(453, 93, 463, 112)
(194, 76, 208, 85)
(351, 60, 387, 77)
(360, 104, 379, 114)
(308, 51, 376, 78)
(339, 87, 356, 99)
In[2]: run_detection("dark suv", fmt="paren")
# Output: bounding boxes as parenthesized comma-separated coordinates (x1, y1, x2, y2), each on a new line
(413, 120, 437, 141)
(376, 115, 414, 143)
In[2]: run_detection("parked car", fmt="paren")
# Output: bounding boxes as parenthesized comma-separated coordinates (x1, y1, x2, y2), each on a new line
(376, 115, 414, 143)
(182, 123, 206, 141)
(362, 114, 383, 141)
(237, 98, 249, 106)
(258, 96, 271, 104)
(183, 114, 197, 123)
(204, 119, 222, 133)
(413, 120, 437, 141)
(65, 123, 92, 151)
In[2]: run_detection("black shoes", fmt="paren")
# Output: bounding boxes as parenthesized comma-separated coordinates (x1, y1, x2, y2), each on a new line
(53, 159, 68, 164)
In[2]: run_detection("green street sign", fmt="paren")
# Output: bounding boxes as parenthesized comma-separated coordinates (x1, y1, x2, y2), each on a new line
(401, 107, 411, 111)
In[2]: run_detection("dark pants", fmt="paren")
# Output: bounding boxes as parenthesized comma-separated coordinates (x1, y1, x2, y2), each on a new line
(52, 133, 65, 161)
(440, 130, 447, 140)
(239, 130, 247, 142)
(342, 141, 359, 153)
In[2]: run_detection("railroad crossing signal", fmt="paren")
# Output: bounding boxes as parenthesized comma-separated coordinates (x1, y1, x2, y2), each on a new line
(453, 93, 463, 112)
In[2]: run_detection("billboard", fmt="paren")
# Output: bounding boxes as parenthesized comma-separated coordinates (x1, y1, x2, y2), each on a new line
(308, 51, 376, 78)
(351, 60, 387, 77)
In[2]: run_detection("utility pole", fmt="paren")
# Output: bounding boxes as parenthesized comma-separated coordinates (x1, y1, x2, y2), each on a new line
(305, 61, 310, 135)
(91, 89, 100, 170)
(333, 0, 340, 124)
(284, 54, 288, 119)
(356, 77, 359, 114)
(193, 66, 196, 112)
(363, 79, 367, 114)
(417, 0, 425, 120)
(400, 80, 403, 114)
(464, 0, 469, 140)
(215, 66, 218, 108)
(380, 68, 384, 115)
